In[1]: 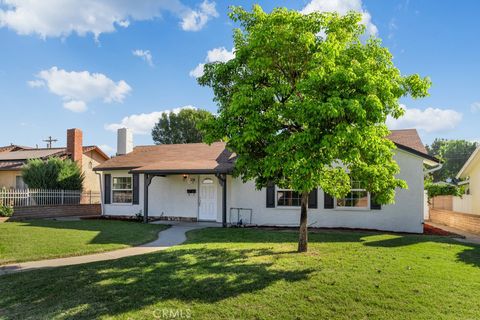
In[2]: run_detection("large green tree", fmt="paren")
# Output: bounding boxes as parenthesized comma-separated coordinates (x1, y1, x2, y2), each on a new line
(426, 139, 477, 182)
(151, 109, 213, 144)
(199, 6, 430, 252)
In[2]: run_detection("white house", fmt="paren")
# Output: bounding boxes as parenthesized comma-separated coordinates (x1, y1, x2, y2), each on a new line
(94, 128, 438, 233)
(455, 145, 480, 214)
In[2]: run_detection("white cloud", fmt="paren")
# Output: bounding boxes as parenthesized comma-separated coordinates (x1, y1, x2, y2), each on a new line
(301, 0, 378, 36)
(0, 0, 217, 39)
(27, 79, 44, 88)
(105, 105, 197, 134)
(63, 100, 87, 113)
(180, 0, 218, 31)
(132, 49, 153, 66)
(190, 46, 234, 78)
(387, 105, 463, 133)
(470, 102, 480, 113)
(29, 67, 131, 112)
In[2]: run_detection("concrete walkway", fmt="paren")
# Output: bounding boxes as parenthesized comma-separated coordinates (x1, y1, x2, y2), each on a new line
(0, 222, 220, 276)
(427, 221, 480, 245)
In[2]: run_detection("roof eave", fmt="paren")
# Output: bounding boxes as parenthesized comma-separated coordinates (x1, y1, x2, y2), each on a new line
(456, 146, 480, 179)
(394, 143, 440, 164)
(129, 168, 233, 175)
(93, 166, 140, 172)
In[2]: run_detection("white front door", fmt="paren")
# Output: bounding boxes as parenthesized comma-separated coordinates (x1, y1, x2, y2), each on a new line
(199, 177, 217, 221)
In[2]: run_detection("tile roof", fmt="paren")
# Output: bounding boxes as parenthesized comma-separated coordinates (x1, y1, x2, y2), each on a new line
(94, 129, 437, 173)
(0, 145, 109, 171)
(0, 148, 66, 161)
(0, 145, 32, 153)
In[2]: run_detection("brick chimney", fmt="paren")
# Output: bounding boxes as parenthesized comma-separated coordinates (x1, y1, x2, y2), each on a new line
(67, 128, 83, 169)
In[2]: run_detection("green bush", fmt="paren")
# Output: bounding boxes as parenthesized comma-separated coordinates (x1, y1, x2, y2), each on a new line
(425, 181, 464, 199)
(0, 205, 14, 217)
(22, 157, 84, 190)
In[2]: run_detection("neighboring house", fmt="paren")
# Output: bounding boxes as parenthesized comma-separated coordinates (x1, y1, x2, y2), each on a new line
(0, 129, 109, 192)
(94, 128, 438, 233)
(456, 145, 480, 214)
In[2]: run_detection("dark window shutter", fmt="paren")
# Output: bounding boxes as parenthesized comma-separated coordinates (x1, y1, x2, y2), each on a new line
(370, 194, 381, 210)
(308, 188, 318, 208)
(104, 174, 111, 204)
(132, 173, 139, 204)
(324, 191, 334, 209)
(266, 183, 275, 208)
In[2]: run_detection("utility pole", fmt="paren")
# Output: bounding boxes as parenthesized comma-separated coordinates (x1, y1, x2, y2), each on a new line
(43, 136, 58, 149)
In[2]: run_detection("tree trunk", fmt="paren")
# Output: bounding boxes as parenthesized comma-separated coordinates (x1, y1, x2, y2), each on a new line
(298, 191, 309, 252)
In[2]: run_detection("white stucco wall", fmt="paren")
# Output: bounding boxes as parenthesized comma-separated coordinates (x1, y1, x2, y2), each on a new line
(148, 175, 198, 218)
(101, 172, 223, 220)
(228, 149, 425, 233)
(100, 149, 425, 233)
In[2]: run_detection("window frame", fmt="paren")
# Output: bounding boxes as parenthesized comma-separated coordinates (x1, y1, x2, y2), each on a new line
(111, 175, 133, 205)
(276, 188, 302, 208)
(334, 181, 371, 211)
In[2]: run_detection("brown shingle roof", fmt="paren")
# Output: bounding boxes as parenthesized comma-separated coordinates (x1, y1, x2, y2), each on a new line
(387, 129, 428, 154)
(94, 142, 234, 173)
(94, 129, 437, 173)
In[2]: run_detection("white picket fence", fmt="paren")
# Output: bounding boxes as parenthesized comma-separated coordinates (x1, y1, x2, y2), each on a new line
(0, 189, 101, 207)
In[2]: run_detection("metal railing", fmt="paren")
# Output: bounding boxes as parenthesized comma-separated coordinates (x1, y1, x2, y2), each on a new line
(0, 189, 101, 207)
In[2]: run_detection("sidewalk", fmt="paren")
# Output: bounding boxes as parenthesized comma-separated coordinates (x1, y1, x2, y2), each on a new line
(426, 221, 480, 245)
(0, 222, 218, 276)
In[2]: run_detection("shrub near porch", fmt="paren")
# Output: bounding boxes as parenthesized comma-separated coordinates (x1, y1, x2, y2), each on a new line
(0, 228, 479, 319)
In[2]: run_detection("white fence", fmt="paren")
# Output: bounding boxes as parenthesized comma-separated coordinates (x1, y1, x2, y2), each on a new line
(453, 195, 474, 215)
(0, 189, 101, 207)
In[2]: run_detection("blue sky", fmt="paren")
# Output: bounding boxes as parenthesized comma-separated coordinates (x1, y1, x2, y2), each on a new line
(0, 0, 478, 154)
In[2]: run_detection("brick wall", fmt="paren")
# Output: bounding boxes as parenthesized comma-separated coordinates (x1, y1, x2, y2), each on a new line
(11, 204, 101, 220)
(429, 209, 480, 234)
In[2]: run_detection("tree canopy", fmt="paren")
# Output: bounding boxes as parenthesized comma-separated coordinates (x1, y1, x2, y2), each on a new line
(198, 6, 430, 251)
(21, 157, 84, 190)
(426, 139, 477, 182)
(151, 109, 213, 144)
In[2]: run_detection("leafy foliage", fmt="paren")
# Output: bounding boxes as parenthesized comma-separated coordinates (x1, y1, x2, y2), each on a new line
(21, 157, 84, 190)
(0, 205, 13, 217)
(425, 181, 464, 199)
(426, 139, 478, 182)
(199, 6, 430, 204)
(151, 109, 213, 144)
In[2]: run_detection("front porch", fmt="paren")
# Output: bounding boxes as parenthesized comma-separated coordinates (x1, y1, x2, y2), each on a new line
(140, 172, 229, 226)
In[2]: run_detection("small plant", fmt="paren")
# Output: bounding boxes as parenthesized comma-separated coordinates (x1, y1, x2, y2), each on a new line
(0, 205, 14, 217)
(135, 210, 143, 222)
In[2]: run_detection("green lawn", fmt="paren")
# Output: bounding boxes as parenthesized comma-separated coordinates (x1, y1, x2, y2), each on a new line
(0, 220, 168, 265)
(1, 228, 479, 320)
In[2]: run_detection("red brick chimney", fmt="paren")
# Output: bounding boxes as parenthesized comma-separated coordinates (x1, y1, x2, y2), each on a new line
(66, 128, 83, 169)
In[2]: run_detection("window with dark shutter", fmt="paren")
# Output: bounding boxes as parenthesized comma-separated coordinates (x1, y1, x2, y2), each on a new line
(266, 183, 275, 208)
(324, 192, 334, 209)
(104, 174, 111, 204)
(308, 188, 318, 208)
(132, 173, 139, 205)
(370, 194, 381, 210)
